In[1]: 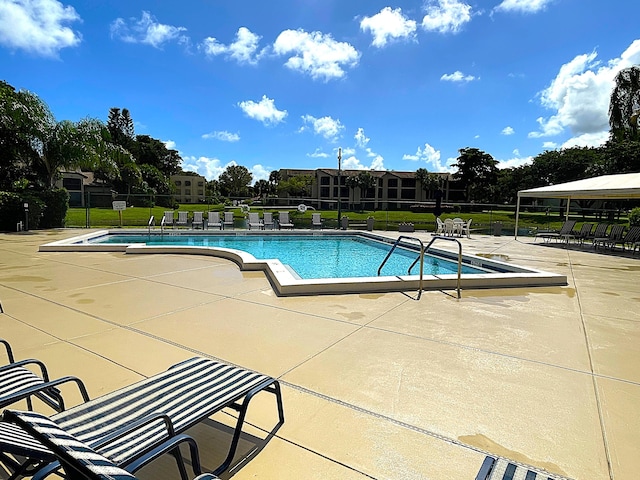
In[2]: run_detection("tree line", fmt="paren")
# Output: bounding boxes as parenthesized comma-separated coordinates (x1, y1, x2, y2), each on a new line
(1, 66, 639, 216)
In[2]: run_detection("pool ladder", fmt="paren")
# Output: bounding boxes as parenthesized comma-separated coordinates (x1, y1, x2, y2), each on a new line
(377, 235, 463, 300)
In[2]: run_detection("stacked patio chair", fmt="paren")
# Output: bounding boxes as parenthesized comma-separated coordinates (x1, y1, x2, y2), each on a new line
(223, 212, 235, 230)
(0, 339, 89, 413)
(247, 212, 264, 230)
(192, 212, 205, 229)
(262, 212, 275, 230)
(584, 223, 609, 245)
(0, 357, 284, 479)
(175, 212, 190, 229)
(311, 213, 323, 229)
(3, 409, 218, 480)
(277, 211, 294, 230)
(206, 212, 223, 230)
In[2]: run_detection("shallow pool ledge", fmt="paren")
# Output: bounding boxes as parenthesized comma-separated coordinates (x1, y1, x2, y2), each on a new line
(39, 230, 567, 297)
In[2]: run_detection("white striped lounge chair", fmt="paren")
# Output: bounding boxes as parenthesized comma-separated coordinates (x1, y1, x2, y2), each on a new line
(0, 339, 89, 413)
(3, 409, 219, 480)
(0, 357, 284, 479)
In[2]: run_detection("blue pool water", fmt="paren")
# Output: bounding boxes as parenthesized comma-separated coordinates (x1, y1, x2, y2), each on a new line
(92, 234, 486, 279)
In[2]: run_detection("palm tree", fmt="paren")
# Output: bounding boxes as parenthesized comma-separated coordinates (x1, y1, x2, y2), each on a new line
(356, 171, 376, 209)
(609, 66, 640, 141)
(344, 175, 359, 210)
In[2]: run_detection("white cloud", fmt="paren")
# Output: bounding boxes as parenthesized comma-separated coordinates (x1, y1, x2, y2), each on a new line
(238, 95, 287, 126)
(494, 0, 554, 14)
(441, 70, 476, 82)
(181, 156, 229, 180)
(354, 127, 370, 148)
(342, 155, 385, 171)
(529, 39, 640, 147)
(360, 7, 417, 48)
(402, 143, 451, 172)
(273, 29, 360, 81)
(542, 141, 557, 149)
(163, 140, 176, 149)
(501, 126, 515, 135)
(496, 155, 533, 169)
(307, 148, 329, 158)
(560, 131, 610, 149)
(202, 130, 240, 142)
(422, 0, 472, 34)
(301, 114, 344, 141)
(250, 164, 270, 182)
(201, 27, 264, 65)
(0, 0, 81, 57)
(110, 11, 188, 48)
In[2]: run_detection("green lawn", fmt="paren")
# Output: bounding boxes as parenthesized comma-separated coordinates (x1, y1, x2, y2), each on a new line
(65, 205, 624, 234)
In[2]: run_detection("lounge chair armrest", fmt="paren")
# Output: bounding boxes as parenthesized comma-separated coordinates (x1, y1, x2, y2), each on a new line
(0, 375, 90, 409)
(0, 358, 50, 380)
(0, 339, 15, 364)
(92, 412, 177, 451)
(123, 433, 204, 476)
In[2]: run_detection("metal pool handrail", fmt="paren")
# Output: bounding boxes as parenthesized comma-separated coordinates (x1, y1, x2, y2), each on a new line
(410, 236, 463, 299)
(377, 235, 425, 300)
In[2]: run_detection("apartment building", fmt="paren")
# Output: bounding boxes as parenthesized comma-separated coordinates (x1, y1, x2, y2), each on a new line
(170, 173, 207, 204)
(277, 168, 463, 209)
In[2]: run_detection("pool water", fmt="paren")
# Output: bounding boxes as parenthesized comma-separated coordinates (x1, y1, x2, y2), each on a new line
(93, 234, 487, 279)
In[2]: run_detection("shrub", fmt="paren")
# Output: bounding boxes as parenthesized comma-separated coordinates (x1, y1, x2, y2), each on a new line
(0, 192, 45, 231)
(629, 207, 640, 226)
(38, 188, 69, 228)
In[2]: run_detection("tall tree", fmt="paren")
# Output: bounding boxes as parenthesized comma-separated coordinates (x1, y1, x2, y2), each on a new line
(344, 175, 359, 210)
(218, 164, 253, 197)
(415, 168, 441, 201)
(452, 148, 498, 203)
(609, 66, 640, 141)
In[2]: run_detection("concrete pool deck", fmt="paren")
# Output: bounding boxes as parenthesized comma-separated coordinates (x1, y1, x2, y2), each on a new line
(0, 229, 638, 480)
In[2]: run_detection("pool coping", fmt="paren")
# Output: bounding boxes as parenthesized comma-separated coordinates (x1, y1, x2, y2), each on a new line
(39, 229, 568, 296)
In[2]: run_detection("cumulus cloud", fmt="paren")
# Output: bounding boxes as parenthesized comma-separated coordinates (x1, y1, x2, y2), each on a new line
(501, 126, 515, 135)
(250, 164, 270, 182)
(202, 130, 240, 142)
(402, 143, 452, 172)
(0, 0, 81, 57)
(181, 156, 229, 180)
(163, 140, 177, 149)
(440, 70, 476, 82)
(273, 29, 360, 81)
(494, 0, 554, 14)
(422, 0, 472, 34)
(110, 11, 188, 48)
(238, 95, 287, 126)
(301, 114, 344, 141)
(360, 7, 417, 48)
(354, 127, 370, 148)
(528, 39, 640, 147)
(201, 27, 264, 64)
(342, 155, 385, 171)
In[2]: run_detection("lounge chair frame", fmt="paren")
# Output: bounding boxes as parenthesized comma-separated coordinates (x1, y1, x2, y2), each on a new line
(3, 410, 218, 480)
(0, 357, 283, 479)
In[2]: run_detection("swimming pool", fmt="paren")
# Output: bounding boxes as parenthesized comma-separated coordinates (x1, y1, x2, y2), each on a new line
(40, 230, 567, 296)
(93, 233, 486, 279)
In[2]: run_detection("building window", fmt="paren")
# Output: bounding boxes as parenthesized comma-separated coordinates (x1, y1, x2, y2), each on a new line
(185, 189, 191, 196)
(388, 189, 398, 199)
(401, 189, 415, 199)
(402, 178, 416, 188)
(320, 187, 330, 197)
(198, 181, 204, 187)
(175, 181, 182, 186)
(62, 178, 82, 190)
(185, 180, 191, 186)
(388, 179, 398, 187)
(321, 177, 330, 185)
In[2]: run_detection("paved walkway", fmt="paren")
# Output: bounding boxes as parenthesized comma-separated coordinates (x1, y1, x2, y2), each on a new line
(0, 229, 638, 480)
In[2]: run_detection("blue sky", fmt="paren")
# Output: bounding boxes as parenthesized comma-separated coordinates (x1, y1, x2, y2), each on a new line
(1, 0, 639, 182)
